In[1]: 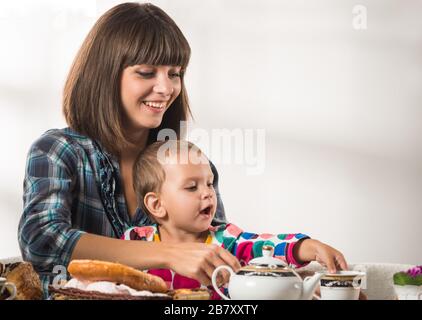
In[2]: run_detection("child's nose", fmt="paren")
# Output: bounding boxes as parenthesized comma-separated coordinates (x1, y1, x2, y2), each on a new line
(201, 190, 213, 199)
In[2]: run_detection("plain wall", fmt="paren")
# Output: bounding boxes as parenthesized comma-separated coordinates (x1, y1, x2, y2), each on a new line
(1, 0, 421, 264)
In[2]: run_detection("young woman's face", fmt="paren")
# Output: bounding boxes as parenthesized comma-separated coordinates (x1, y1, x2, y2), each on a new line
(120, 64, 182, 133)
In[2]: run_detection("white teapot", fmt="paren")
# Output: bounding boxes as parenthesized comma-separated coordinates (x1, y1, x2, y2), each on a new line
(211, 245, 323, 300)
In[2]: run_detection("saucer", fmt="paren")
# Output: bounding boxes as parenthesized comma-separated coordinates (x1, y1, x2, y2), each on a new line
(320, 271, 366, 281)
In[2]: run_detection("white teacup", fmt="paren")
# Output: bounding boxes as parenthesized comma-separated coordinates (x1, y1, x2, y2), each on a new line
(319, 271, 365, 300)
(0, 277, 16, 300)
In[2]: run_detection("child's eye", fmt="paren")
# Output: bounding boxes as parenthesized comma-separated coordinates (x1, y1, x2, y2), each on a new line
(170, 72, 181, 78)
(207, 182, 214, 187)
(186, 186, 197, 191)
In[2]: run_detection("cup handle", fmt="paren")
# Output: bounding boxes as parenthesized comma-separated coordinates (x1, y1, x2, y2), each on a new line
(211, 265, 234, 300)
(5, 282, 17, 300)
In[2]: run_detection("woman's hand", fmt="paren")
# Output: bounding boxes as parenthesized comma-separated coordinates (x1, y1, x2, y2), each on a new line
(294, 239, 348, 273)
(164, 242, 241, 286)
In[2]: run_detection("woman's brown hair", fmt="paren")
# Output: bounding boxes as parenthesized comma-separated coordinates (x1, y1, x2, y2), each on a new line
(63, 2, 191, 155)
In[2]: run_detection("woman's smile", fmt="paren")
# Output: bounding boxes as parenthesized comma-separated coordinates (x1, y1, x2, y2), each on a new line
(142, 100, 167, 113)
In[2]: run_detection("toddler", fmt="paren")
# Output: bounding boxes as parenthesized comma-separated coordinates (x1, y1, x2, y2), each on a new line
(122, 140, 348, 299)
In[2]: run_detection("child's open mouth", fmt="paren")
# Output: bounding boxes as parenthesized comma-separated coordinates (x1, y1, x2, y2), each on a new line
(199, 205, 212, 217)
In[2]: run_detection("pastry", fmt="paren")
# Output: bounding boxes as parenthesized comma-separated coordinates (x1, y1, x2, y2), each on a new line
(51, 259, 171, 299)
(68, 259, 168, 293)
(5, 262, 43, 300)
(55, 260, 211, 300)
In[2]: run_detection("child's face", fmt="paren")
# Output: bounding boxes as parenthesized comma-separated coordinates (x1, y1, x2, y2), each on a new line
(159, 154, 217, 233)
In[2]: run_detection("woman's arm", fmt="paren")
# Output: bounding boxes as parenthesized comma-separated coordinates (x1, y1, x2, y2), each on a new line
(71, 233, 170, 269)
(19, 132, 82, 274)
(73, 234, 240, 286)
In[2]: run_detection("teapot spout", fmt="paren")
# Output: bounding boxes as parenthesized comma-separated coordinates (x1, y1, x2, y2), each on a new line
(301, 272, 324, 300)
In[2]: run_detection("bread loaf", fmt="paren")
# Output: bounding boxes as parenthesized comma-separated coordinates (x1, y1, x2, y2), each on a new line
(68, 260, 168, 293)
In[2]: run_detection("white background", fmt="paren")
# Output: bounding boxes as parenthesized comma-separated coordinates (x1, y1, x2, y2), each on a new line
(1, 0, 421, 264)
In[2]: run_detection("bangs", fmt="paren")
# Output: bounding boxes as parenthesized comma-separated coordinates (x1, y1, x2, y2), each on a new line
(125, 16, 191, 70)
(63, 2, 192, 156)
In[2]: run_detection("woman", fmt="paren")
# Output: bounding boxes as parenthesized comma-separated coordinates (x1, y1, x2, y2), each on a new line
(18, 2, 240, 295)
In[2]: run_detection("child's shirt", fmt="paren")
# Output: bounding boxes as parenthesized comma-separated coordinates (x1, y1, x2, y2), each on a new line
(121, 223, 309, 299)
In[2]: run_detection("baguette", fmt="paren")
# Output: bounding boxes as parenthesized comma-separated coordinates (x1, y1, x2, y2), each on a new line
(68, 260, 168, 293)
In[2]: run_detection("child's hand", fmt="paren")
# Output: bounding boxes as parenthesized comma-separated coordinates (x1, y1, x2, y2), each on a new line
(294, 239, 348, 273)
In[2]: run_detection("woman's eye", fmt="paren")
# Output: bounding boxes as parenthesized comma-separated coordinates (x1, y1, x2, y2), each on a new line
(137, 72, 180, 79)
(137, 72, 154, 78)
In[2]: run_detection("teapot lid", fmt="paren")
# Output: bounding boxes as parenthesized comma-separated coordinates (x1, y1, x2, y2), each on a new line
(248, 245, 288, 269)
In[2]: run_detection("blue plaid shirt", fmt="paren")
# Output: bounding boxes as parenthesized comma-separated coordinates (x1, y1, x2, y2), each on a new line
(18, 127, 227, 295)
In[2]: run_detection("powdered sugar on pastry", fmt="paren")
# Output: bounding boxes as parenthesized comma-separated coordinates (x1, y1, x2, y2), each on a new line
(64, 278, 169, 297)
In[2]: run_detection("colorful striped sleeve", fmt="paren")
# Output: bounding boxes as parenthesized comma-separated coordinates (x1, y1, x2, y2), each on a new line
(213, 223, 310, 268)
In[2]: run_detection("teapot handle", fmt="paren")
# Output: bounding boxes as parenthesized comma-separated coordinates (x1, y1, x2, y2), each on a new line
(211, 265, 234, 300)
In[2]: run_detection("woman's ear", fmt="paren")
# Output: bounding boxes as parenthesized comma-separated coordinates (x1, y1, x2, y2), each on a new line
(144, 192, 166, 220)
